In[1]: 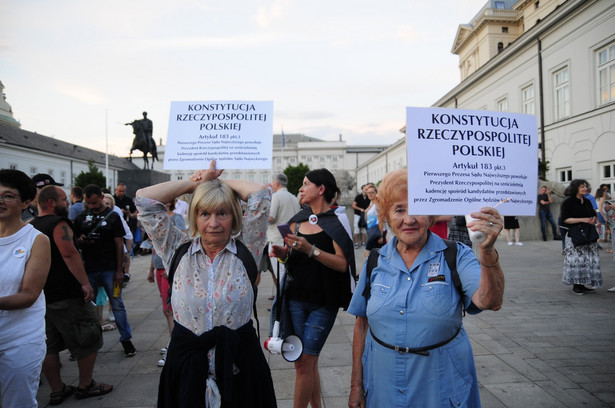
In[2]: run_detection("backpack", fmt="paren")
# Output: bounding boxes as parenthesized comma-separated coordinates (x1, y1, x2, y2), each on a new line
(166, 240, 260, 334)
(362, 239, 467, 314)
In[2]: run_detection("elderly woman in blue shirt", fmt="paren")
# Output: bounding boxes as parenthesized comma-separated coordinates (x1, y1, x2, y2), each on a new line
(348, 169, 505, 408)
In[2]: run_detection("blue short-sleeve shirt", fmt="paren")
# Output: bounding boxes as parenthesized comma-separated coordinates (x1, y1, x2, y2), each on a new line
(347, 233, 483, 407)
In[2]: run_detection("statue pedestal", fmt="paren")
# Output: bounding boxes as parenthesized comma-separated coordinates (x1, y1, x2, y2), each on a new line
(119, 170, 170, 198)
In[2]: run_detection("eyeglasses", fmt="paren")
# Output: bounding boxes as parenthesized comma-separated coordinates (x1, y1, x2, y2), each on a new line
(0, 193, 21, 202)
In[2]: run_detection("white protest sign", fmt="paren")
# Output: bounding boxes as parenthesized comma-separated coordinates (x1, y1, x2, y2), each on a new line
(406, 107, 537, 216)
(164, 101, 273, 170)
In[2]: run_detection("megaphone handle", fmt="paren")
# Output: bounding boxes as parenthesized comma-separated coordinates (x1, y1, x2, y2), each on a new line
(465, 214, 487, 244)
(275, 259, 283, 317)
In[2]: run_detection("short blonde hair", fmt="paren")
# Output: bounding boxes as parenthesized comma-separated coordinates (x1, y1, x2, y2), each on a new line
(188, 180, 243, 237)
(103, 193, 115, 208)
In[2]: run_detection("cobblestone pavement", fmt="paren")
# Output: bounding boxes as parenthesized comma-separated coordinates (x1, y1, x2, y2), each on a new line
(35, 238, 615, 407)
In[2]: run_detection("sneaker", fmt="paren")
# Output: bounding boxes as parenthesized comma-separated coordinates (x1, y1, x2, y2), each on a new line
(607, 287, 615, 292)
(158, 350, 167, 367)
(571, 286, 584, 295)
(516, 242, 524, 246)
(121, 340, 136, 357)
(354, 243, 359, 249)
(108, 312, 115, 322)
(581, 286, 595, 293)
(160, 347, 167, 355)
(508, 242, 513, 246)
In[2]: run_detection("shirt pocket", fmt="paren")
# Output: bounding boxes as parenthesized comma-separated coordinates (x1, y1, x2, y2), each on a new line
(366, 283, 391, 316)
(421, 281, 453, 315)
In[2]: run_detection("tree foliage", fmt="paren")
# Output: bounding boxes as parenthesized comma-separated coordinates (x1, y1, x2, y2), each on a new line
(284, 163, 310, 196)
(74, 159, 106, 188)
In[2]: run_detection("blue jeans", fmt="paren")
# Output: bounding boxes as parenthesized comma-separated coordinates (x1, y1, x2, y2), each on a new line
(539, 209, 558, 240)
(88, 270, 132, 342)
(288, 299, 338, 356)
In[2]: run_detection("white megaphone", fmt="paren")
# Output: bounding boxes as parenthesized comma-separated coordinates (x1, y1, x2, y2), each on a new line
(465, 214, 487, 245)
(264, 321, 303, 362)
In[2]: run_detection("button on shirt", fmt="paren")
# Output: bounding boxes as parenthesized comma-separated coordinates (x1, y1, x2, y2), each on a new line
(347, 234, 483, 407)
(136, 189, 270, 336)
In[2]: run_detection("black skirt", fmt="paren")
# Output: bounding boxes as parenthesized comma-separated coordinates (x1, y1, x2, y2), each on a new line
(504, 216, 520, 229)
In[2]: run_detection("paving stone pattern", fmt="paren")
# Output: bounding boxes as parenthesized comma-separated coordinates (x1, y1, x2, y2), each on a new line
(35, 239, 615, 407)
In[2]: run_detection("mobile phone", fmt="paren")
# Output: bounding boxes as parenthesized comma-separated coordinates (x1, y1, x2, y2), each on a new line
(277, 224, 292, 239)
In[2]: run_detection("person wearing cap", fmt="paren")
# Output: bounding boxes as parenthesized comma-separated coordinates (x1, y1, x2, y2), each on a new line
(21, 173, 63, 223)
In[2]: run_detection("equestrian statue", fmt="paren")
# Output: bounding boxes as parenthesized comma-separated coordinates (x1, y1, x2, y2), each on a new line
(126, 111, 158, 170)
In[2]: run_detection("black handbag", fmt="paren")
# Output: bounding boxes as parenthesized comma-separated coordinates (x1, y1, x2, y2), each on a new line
(567, 223, 599, 247)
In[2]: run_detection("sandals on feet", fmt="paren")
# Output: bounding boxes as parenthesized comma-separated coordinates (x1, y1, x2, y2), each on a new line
(49, 384, 76, 405)
(101, 323, 116, 331)
(74, 379, 113, 400)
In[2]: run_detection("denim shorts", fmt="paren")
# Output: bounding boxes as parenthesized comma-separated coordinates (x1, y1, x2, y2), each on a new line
(288, 299, 338, 356)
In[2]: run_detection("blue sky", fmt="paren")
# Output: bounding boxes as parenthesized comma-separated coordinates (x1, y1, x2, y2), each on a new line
(0, 0, 486, 156)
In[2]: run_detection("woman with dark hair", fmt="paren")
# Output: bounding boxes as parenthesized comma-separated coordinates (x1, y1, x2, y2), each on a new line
(271, 168, 356, 408)
(0, 169, 51, 408)
(560, 179, 602, 295)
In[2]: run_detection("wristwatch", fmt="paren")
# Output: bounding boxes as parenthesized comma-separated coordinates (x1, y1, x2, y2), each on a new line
(313, 246, 321, 258)
(309, 245, 321, 258)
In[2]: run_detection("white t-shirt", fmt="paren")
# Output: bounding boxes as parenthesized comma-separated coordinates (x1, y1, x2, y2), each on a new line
(0, 224, 46, 349)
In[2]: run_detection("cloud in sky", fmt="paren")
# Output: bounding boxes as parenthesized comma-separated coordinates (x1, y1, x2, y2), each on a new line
(0, 0, 487, 156)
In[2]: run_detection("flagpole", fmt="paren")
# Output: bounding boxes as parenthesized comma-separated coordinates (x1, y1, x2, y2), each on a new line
(105, 109, 109, 188)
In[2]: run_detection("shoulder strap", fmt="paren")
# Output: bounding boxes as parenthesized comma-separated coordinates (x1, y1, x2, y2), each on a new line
(234, 240, 258, 296)
(361, 249, 380, 300)
(442, 239, 461, 298)
(230, 239, 261, 337)
(166, 241, 192, 304)
(166, 239, 261, 337)
(361, 241, 462, 303)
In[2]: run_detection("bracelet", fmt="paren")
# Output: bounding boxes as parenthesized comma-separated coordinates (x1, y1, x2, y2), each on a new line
(278, 254, 289, 264)
(308, 245, 315, 258)
(480, 248, 500, 268)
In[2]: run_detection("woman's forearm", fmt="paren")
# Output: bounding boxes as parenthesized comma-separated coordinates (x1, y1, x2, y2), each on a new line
(223, 179, 266, 202)
(472, 247, 505, 311)
(136, 179, 198, 203)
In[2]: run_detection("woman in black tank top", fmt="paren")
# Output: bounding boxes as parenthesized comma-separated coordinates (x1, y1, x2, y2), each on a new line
(270, 168, 354, 408)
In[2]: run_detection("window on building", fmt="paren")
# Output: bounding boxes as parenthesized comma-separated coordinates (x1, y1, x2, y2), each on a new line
(597, 43, 615, 105)
(502, 27, 508, 33)
(9, 163, 17, 170)
(601, 161, 615, 193)
(307, 156, 312, 162)
(558, 168, 572, 184)
(535, 1, 540, 8)
(498, 42, 504, 53)
(497, 98, 508, 112)
(554, 67, 570, 120)
(522, 84, 535, 114)
(495, 1, 505, 9)
(276, 158, 282, 163)
(290, 157, 296, 163)
(332, 156, 338, 162)
(30, 167, 37, 175)
(48, 169, 54, 176)
(319, 156, 325, 162)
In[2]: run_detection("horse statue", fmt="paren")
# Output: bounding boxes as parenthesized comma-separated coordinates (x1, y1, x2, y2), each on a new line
(126, 118, 158, 170)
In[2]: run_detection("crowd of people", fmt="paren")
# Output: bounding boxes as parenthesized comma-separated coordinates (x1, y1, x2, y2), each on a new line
(1, 165, 614, 407)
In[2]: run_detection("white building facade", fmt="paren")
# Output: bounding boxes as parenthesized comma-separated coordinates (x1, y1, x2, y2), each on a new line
(358, 0, 615, 194)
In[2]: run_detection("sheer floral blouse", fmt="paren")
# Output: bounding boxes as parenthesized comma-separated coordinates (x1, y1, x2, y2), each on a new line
(136, 188, 270, 336)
